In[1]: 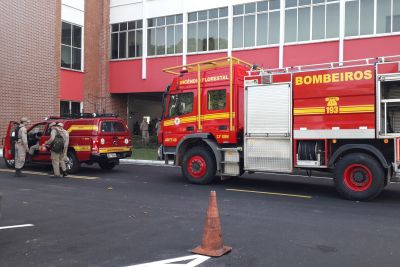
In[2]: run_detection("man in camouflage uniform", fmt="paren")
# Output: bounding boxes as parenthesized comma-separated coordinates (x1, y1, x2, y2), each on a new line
(15, 117, 30, 177)
(140, 118, 149, 147)
(43, 122, 68, 178)
(57, 122, 69, 176)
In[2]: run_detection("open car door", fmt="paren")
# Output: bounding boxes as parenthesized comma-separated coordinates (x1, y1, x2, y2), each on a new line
(2, 121, 19, 168)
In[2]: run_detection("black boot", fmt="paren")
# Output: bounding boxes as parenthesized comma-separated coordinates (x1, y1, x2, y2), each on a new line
(15, 169, 26, 177)
(62, 171, 68, 178)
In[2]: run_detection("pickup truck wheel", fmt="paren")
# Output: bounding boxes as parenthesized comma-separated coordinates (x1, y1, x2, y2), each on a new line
(99, 161, 117, 170)
(66, 151, 80, 174)
(334, 153, 384, 201)
(182, 147, 216, 185)
(4, 158, 15, 169)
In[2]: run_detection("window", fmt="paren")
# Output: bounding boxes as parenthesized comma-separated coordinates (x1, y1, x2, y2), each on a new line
(28, 124, 45, 146)
(208, 90, 226, 111)
(377, 0, 400, 33)
(101, 121, 126, 133)
(111, 20, 143, 59)
(168, 93, 194, 117)
(377, 0, 392, 33)
(28, 124, 45, 137)
(233, 1, 280, 49)
(60, 101, 81, 117)
(61, 22, 82, 70)
(188, 7, 228, 53)
(345, 0, 400, 37)
(284, 0, 339, 43)
(148, 15, 183, 56)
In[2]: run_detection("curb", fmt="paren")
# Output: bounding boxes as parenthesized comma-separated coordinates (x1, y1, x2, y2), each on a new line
(0, 149, 171, 167)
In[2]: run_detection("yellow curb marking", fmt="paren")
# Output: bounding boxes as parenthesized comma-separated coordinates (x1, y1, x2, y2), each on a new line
(0, 168, 98, 180)
(226, 188, 312, 199)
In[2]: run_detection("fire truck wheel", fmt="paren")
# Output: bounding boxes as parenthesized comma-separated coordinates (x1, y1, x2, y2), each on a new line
(66, 151, 80, 174)
(4, 158, 15, 169)
(334, 153, 384, 201)
(99, 161, 117, 170)
(182, 147, 216, 185)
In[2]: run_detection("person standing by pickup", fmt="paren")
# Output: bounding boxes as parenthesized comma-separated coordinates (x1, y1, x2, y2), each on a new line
(14, 117, 30, 177)
(43, 122, 68, 178)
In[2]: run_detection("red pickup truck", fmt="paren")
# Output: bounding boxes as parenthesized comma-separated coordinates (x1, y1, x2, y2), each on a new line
(3, 114, 132, 173)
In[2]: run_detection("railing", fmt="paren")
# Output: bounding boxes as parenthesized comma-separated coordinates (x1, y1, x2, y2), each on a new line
(255, 54, 400, 75)
(162, 56, 255, 75)
(45, 113, 118, 120)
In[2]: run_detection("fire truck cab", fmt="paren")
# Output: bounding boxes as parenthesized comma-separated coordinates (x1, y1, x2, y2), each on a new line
(159, 56, 400, 201)
(3, 114, 132, 173)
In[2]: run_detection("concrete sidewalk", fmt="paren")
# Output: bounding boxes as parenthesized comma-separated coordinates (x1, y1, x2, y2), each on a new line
(0, 149, 172, 167)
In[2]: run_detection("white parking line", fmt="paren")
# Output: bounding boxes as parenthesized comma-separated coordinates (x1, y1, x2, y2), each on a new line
(0, 224, 34, 230)
(127, 255, 210, 267)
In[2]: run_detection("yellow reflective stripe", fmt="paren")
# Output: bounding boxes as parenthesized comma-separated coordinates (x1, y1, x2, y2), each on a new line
(72, 145, 91, 152)
(202, 112, 236, 120)
(67, 125, 98, 133)
(180, 116, 197, 123)
(294, 107, 325, 115)
(163, 112, 235, 126)
(99, 147, 131, 153)
(163, 119, 175, 126)
(339, 105, 374, 113)
(294, 105, 375, 116)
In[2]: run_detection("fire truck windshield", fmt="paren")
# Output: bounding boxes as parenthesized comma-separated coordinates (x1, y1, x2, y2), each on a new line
(167, 92, 193, 118)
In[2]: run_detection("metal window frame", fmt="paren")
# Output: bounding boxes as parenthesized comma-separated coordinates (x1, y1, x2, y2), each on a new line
(233, 1, 277, 49)
(147, 14, 183, 56)
(375, 0, 393, 34)
(283, 0, 339, 44)
(61, 21, 83, 71)
(111, 19, 143, 59)
(187, 7, 229, 53)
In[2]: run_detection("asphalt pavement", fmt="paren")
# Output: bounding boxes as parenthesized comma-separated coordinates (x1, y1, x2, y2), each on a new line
(1, 161, 400, 267)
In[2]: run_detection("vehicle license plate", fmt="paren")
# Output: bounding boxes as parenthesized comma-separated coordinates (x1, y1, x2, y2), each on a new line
(107, 153, 117, 158)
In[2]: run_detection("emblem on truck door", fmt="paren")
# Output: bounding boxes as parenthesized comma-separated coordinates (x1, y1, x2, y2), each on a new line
(174, 117, 181, 125)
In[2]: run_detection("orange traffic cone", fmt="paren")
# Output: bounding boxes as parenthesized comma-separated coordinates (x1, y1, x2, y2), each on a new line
(192, 191, 232, 257)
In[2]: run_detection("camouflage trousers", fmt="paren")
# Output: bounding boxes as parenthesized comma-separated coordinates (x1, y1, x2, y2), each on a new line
(15, 142, 27, 169)
(51, 151, 67, 176)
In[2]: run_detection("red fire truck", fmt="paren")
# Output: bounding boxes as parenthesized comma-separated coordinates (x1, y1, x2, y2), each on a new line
(158, 56, 400, 201)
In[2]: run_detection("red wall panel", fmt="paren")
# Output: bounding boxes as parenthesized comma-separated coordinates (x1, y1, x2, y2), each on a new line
(107, 36, 400, 94)
(109, 56, 182, 93)
(60, 69, 84, 101)
(344, 35, 400, 60)
(284, 41, 339, 67)
(233, 47, 279, 69)
(186, 52, 227, 64)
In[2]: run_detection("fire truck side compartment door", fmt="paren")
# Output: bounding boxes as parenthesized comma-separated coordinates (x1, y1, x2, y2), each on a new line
(244, 84, 292, 172)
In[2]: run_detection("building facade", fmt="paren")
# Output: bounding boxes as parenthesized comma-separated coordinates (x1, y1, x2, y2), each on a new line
(110, 0, 400, 130)
(1, 0, 400, 139)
